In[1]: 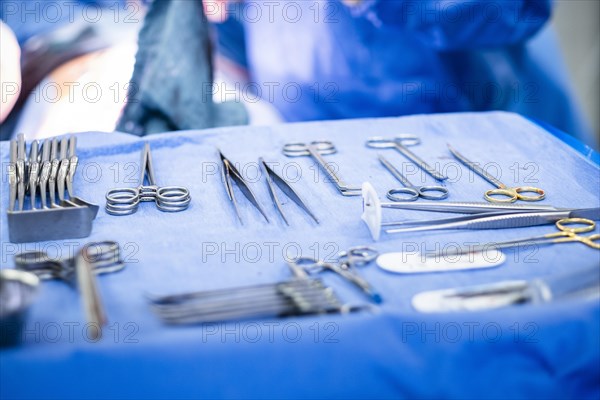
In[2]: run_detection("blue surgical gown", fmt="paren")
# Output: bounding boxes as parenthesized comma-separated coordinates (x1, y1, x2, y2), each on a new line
(215, 0, 592, 143)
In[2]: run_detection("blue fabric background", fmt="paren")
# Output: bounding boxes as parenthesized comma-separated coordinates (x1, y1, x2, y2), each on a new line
(1, 112, 599, 399)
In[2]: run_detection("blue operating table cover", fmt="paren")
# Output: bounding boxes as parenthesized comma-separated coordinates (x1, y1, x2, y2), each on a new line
(1, 111, 599, 399)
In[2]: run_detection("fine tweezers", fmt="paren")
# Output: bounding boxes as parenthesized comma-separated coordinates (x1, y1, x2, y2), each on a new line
(219, 150, 269, 224)
(260, 157, 319, 225)
(385, 208, 600, 234)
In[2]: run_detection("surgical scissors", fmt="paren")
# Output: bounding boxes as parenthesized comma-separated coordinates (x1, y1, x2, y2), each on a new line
(282, 141, 362, 196)
(105, 143, 191, 215)
(430, 218, 600, 258)
(288, 247, 382, 303)
(16, 241, 124, 339)
(447, 144, 545, 203)
(378, 154, 448, 201)
(366, 135, 448, 181)
(15, 241, 125, 280)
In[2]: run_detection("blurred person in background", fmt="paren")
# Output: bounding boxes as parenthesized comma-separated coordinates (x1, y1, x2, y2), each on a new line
(1, 0, 595, 147)
(208, 0, 594, 145)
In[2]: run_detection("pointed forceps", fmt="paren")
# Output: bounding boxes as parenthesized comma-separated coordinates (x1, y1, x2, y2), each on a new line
(447, 144, 545, 203)
(282, 141, 362, 196)
(260, 158, 319, 225)
(105, 143, 191, 215)
(288, 247, 382, 303)
(366, 135, 448, 181)
(220, 150, 269, 224)
(378, 154, 448, 201)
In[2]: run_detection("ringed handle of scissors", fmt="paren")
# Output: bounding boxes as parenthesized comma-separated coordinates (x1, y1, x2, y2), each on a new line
(338, 246, 379, 268)
(366, 136, 420, 149)
(82, 241, 120, 258)
(288, 256, 327, 274)
(484, 188, 519, 203)
(282, 141, 337, 157)
(417, 185, 449, 200)
(156, 186, 192, 212)
(484, 187, 545, 203)
(14, 251, 63, 271)
(555, 218, 596, 234)
(81, 241, 126, 274)
(386, 188, 419, 202)
(513, 186, 545, 202)
(105, 187, 140, 215)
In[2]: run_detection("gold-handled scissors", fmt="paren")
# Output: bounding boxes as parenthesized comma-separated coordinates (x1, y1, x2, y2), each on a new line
(429, 218, 600, 258)
(507, 218, 600, 249)
(447, 144, 545, 203)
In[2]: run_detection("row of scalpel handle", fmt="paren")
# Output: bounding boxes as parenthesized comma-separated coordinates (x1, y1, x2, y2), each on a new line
(6, 134, 99, 243)
(8, 134, 83, 211)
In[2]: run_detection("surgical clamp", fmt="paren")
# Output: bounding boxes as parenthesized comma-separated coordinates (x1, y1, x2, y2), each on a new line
(105, 143, 191, 215)
(288, 247, 382, 303)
